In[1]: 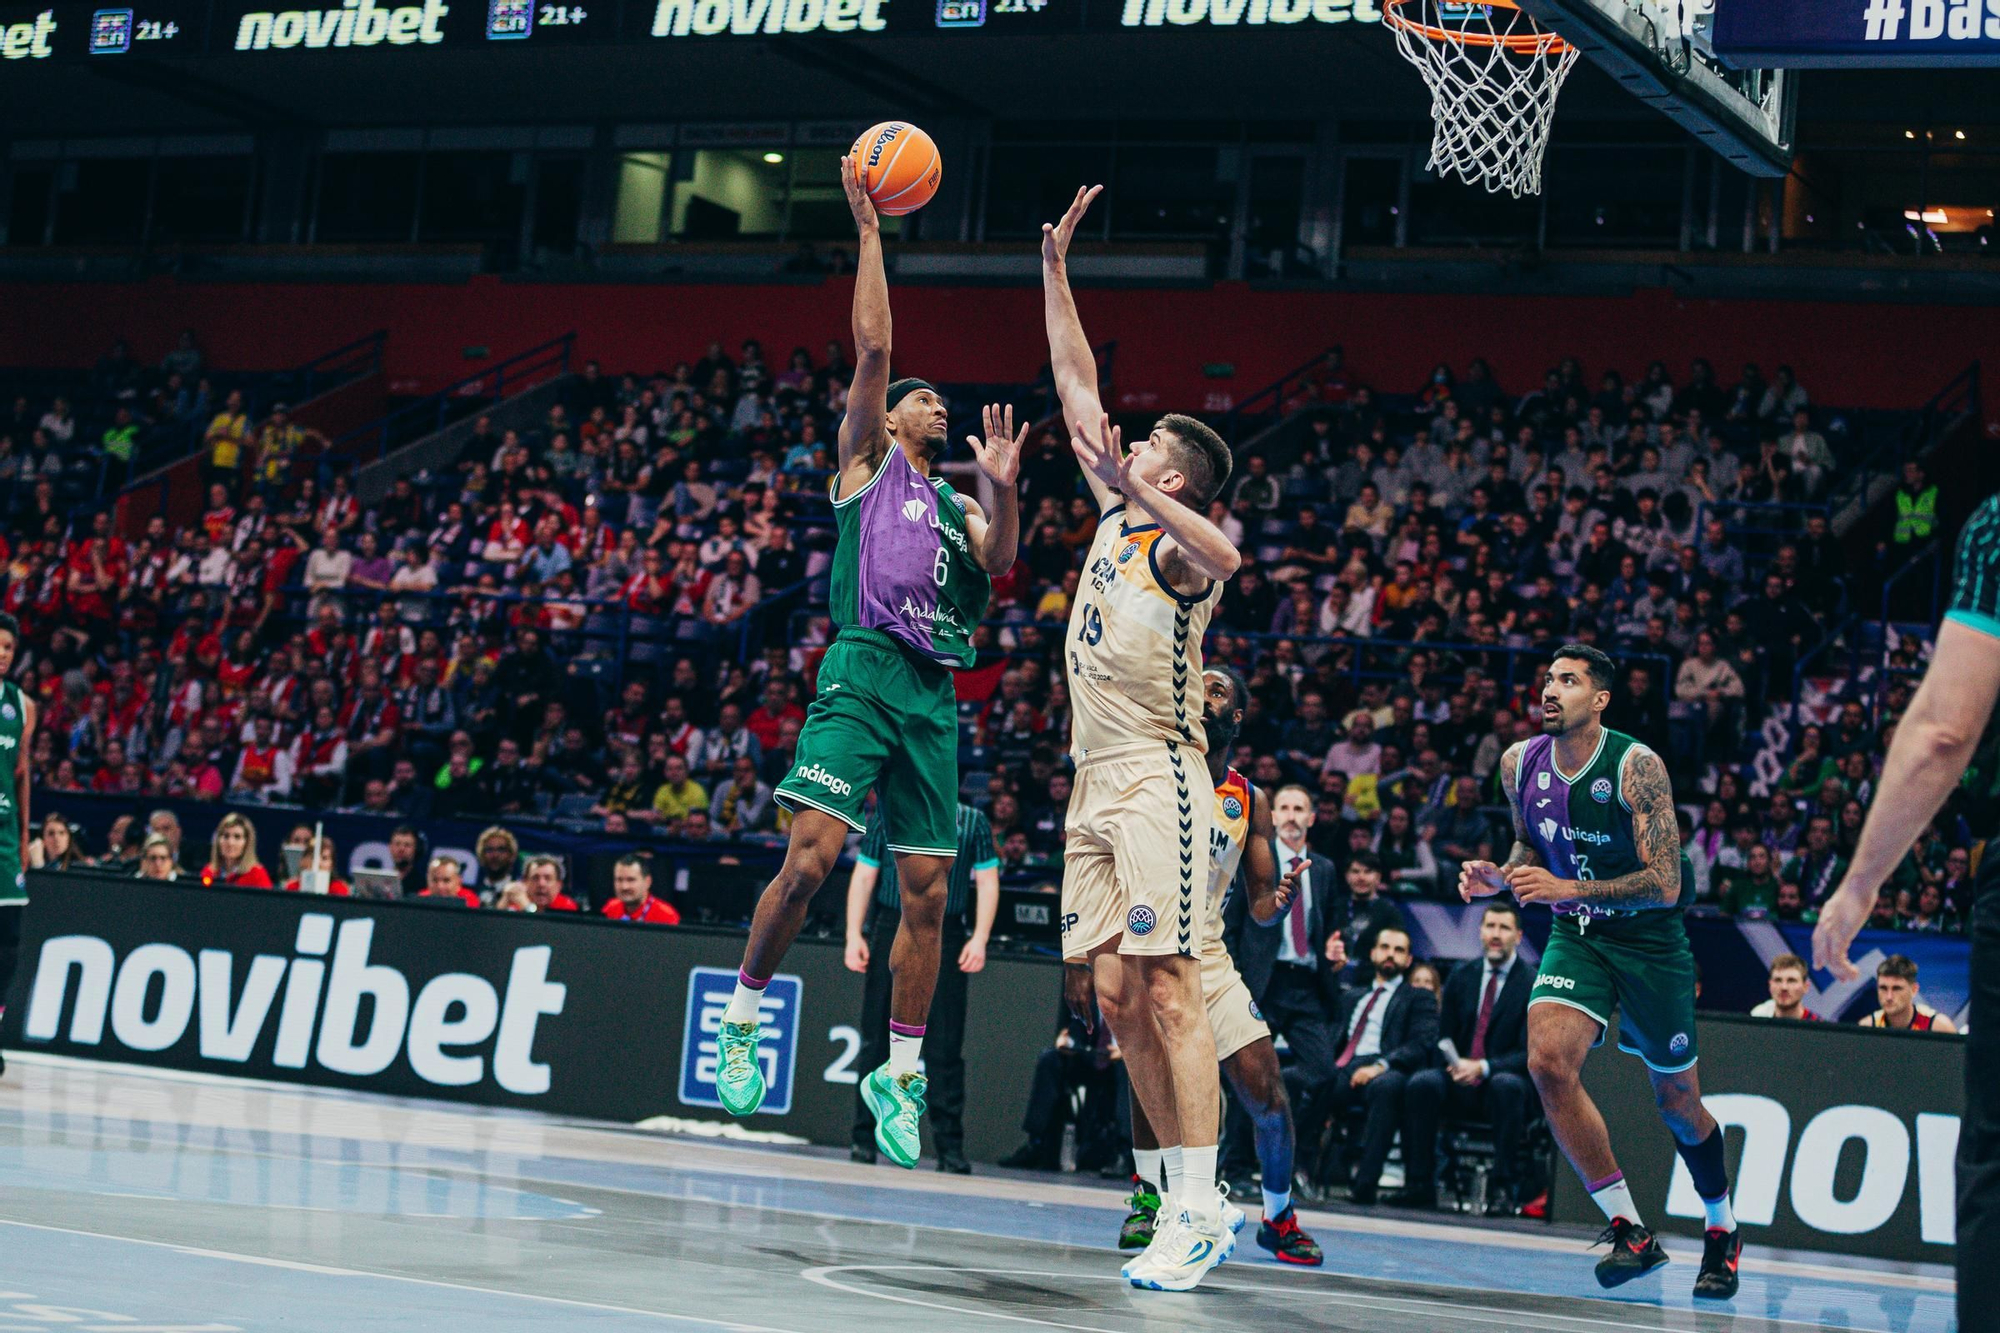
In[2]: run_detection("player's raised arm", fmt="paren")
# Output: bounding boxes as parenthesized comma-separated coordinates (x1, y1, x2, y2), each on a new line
(1461, 741, 1527, 900)
(1073, 417, 1239, 585)
(1041, 185, 1115, 510)
(1510, 746, 1681, 909)
(837, 155, 891, 485)
(960, 403, 1025, 576)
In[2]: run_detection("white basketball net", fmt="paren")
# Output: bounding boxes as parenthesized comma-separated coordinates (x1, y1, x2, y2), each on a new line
(1387, 1, 1582, 198)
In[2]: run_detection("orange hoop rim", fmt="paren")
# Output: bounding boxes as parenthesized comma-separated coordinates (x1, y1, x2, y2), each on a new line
(1382, 0, 1574, 54)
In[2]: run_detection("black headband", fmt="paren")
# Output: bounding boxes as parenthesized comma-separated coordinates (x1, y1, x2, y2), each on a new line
(885, 378, 936, 412)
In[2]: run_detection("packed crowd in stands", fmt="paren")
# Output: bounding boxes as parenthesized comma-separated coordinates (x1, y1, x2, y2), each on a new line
(0, 332, 1983, 957)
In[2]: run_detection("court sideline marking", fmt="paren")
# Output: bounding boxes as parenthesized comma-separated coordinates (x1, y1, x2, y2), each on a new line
(799, 1263, 1868, 1333)
(0, 1217, 796, 1333)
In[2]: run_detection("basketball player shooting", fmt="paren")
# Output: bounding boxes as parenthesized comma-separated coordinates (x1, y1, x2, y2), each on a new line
(711, 156, 1021, 1172)
(1044, 184, 1243, 1292)
(1460, 645, 1741, 1300)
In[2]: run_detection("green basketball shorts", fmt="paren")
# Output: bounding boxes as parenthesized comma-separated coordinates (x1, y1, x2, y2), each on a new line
(774, 626, 960, 855)
(1529, 911, 1700, 1074)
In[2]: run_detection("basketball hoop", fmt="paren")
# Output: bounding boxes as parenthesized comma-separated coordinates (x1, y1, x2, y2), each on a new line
(1384, 0, 1581, 198)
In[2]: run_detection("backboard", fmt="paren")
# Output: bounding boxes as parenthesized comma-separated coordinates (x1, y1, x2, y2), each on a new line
(1515, 0, 1796, 175)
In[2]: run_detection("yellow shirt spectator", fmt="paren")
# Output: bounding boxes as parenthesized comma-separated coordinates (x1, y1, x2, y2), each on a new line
(206, 394, 250, 471)
(652, 777, 710, 824)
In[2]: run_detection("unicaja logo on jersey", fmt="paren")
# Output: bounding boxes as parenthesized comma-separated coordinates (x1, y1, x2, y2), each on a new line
(1539, 817, 1558, 842)
(1126, 906, 1157, 936)
(901, 498, 928, 521)
(1591, 777, 1613, 803)
(793, 763, 852, 797)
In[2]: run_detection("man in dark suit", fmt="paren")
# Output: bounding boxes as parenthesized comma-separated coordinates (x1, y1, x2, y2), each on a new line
(1400, 901, 1537, 1213)
(1306, 924, 1439, 1205)
(1224, 784, 1343, 1191)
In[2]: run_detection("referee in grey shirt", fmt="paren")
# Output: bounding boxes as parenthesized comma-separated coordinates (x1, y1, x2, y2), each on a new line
(845, 801, 1000, 1173)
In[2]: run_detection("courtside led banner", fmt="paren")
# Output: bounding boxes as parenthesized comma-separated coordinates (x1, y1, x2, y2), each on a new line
(0, 0, 1382, 56)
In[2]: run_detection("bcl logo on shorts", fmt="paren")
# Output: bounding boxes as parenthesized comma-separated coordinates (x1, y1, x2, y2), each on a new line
(1127, 905, 1157, 936)
(680, 966, 802, 1115)
(1669, 1032, 1689, 1054)
(1221, 795, 1243, 820)
(1247, 998, 1264, 1022)
(1591, 777, 1613, 804)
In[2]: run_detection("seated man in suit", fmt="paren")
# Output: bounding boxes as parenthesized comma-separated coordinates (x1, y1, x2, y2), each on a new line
(1401, 900, 1537, 1213)
(1308, 923, 1439, 1205)
(1223, 784, 1343, 1197)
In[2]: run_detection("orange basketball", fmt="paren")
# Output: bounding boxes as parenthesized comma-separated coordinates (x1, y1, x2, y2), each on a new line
(849, 121, 942, 217)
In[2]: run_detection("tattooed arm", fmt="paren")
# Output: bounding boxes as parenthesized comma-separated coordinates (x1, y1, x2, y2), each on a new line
(1459, 741, 1532, 901)
(1498, 741, 1542, 871)
(1506, 745, 1682, 909)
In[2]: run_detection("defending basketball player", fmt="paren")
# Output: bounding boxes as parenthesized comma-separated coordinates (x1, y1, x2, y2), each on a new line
(1090, 666, 1324, 1268)
(713, 157, 1021, 1170)
(1044, 184, 1242, 1292)
(1460, 644, 1741, 1299)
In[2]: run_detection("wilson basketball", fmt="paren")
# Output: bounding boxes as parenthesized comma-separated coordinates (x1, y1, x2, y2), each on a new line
(849, 121, 942, 216)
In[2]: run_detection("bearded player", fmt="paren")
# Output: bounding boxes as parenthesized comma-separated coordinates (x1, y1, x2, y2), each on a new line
(1086, 666, 1324, 1268)
(1045, 184, 1242, 1292)
(714, 157, 1022, 1171)
(1461, 644, 1740, 1299)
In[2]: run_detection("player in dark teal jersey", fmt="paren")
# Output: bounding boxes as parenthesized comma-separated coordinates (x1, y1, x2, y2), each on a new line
(1816, 492, 2000, 1330)
(0, 611, 39, 1077)
(712, 156, 1022, 1171)
(1462, 643, 1740, 1299)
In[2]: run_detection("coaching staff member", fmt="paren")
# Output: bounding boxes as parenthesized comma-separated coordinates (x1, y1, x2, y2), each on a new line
(1814, 491, 1999, 1332)
(1400, 901, 1536, 1214)
(845, 800, 999, 1173)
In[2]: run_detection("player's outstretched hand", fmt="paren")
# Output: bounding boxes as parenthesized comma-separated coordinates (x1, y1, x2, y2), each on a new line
(968, 402, 1026, 488)
(1503, 864, 1574, 906)
(1070, 413, 1133, 494)
(1269, 856, 1306, 918)
(1812, 875, 1874, 983)
(1459, 859, 1508, 902)
(840, 154, 878, 233)
(1042, 183, 1103, 269)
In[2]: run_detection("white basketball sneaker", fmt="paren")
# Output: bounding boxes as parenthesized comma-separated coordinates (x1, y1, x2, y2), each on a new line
(1131, 1208, 1234, 1292)
(1218, 1183, 1246, 1235)
(1121, 1194, 1173, 1280)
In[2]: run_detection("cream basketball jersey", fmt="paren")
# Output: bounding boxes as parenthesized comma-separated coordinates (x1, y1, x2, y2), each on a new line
(1064, 506, 1222, 760)
(1207, 767, 1252, 929)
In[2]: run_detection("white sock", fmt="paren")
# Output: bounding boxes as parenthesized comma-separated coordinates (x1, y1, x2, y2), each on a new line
(722, 981, 765, 1026)
(1262, 1186, 1292, 1221)
(1161, 1145, 1186, 1209)
(1133, 1147, 1164, 1192)
(1702, 1193, 1736, 1232)
(888, 1029, 924, 1077)
(1181, 1145, 1220, 1226)
(1589, 1174, 1642, 1227)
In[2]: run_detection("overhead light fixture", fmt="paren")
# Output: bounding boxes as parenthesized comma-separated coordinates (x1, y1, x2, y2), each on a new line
(1955, 130, 1966, 140)
(763, 152, 784, 165)
(1903, 207, 1948, 224)
(1904, 130, 1916, 139)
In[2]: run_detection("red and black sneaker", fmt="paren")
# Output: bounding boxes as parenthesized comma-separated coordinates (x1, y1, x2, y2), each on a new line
(1255, 1206, 1325, 1266)
(1694, 1227, 1741, 1300)
(1592, 1217, 1669, 1289)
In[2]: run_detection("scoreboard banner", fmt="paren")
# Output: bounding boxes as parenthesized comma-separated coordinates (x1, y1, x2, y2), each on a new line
(0, 0, 1382, 59)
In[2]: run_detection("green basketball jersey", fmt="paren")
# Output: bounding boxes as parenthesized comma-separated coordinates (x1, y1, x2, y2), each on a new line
(1517, 726, 1694, 923)
(828, 444, 991, 670)
(0, 680, 26, 898)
